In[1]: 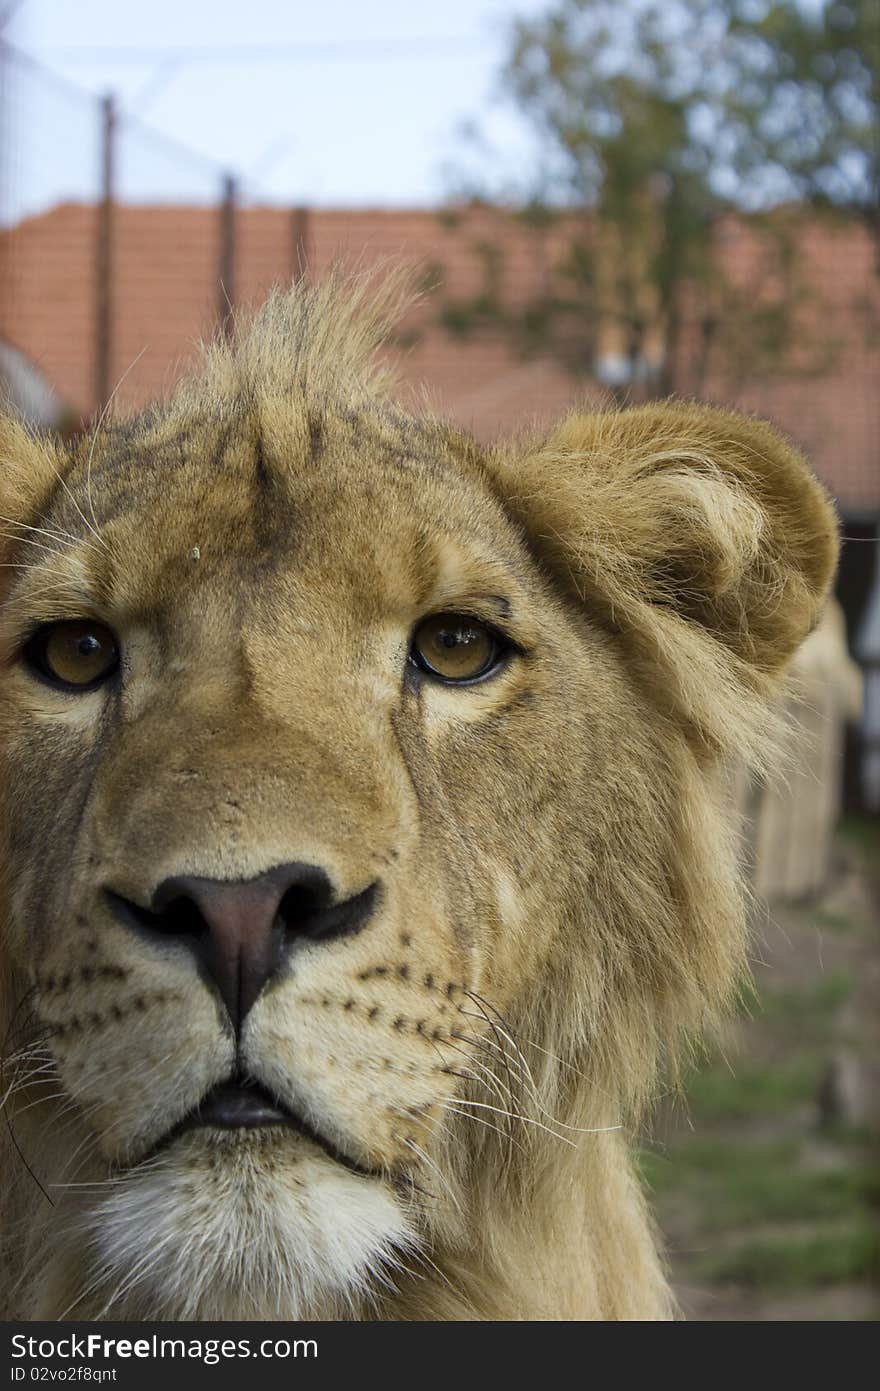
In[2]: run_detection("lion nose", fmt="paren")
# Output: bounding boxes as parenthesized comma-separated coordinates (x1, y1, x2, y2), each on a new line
(107, 864, 378, 1032)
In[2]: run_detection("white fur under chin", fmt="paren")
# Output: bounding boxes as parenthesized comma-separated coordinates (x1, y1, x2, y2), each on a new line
(72, 1132, 415, 1320)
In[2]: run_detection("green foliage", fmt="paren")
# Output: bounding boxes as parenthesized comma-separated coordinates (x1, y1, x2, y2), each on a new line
(436, 236, 509, 338)
(441, 0, 877, 395)
(683, 1055, 824, 1116)
(641, 1138, 879, 1229)
(503, 0, 876, 214)
(721, 0, 878, 211)
(837, 812, 880, 861)
(736, 970, 853, 1027)
(763, 972, 854, 1020)
(637, 819, 878, 1312)
(692, 1224, 879, 1287)
(810, 909, 861, 935)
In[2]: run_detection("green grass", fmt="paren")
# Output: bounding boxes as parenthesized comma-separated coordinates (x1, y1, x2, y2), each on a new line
(641, 1138, 798, 1189)
(736, 972, 852, 1024)
(679, 970, 853, 1116)
(644, 821, 880, 1311)
(836, 814, 880, 864)
(761, 971, 853, 1021)
(682, 1055, 823, 1119)
(641, 1139, 879, 1230)
(691, 1225, 880, 1289)
(809, 908, 862, 936)
(781, 972, 851, 1013)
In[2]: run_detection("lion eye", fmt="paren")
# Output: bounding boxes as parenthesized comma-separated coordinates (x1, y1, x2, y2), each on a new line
(410, 613, 505, 684)
(24, 620, 119, 691)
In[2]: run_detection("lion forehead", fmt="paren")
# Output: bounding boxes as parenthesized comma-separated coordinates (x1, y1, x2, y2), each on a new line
(51, 399, 525, 626)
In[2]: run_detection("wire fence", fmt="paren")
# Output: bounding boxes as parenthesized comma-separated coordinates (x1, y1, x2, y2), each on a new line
(0, 39, 245, 426)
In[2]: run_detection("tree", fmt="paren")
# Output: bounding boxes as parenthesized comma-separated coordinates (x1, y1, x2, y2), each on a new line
(441, 0, 877, 398)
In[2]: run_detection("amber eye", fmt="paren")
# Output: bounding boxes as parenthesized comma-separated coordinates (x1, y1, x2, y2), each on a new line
(24, 620, 120, 692)
(410, 612, 506, 684)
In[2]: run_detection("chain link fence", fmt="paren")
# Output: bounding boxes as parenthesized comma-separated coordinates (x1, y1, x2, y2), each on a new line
(0, 39, 242, 426)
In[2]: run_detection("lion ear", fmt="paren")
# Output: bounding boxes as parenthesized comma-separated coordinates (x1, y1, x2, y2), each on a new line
(488, 403, 839, 753)
(0, 413, 62, 532)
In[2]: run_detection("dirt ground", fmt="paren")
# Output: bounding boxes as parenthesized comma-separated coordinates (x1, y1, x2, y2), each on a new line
(641, 816, 880, 1321)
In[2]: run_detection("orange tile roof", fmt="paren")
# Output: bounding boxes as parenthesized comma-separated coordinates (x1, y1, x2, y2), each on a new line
(1, 202, 877, 511)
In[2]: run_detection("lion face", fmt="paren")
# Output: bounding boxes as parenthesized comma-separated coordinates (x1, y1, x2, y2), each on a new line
(1, 394, 628, 1317)
(0, 281, 838, 1321)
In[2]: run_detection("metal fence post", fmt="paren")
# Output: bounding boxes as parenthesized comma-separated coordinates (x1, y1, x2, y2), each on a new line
(218, 171, 237, 332)
(0, 35, 10, 339)
(290, 205, 310, 282)
(94, 91, 116, 412)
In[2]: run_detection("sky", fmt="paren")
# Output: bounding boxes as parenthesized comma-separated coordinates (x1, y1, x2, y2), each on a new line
(3, 0, 550, 217)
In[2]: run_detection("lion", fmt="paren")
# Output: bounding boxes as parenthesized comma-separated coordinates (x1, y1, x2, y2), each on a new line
(0, 272, 838, 1321)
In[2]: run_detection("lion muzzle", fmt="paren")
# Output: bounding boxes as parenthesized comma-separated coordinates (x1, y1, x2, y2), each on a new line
(104, 864, 380, 1032)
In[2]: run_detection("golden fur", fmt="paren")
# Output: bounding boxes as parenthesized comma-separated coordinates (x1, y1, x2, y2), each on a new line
(0, 273, 838, 1320)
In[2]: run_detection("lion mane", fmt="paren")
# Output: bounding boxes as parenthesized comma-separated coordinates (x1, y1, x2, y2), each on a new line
(0, 273, 837, 1320)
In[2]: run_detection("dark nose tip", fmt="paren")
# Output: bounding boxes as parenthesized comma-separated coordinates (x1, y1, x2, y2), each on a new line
(106, 863, 378, 1031)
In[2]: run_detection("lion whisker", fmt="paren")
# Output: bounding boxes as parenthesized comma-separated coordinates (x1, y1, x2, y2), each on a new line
(0, 1070, 59, 1111)
(0, 987, 41, 1052)
(0, 513, 101, 552)
(521, 1034, 619, 1101)
(441, 1103, 528, 1154)
(402, 1241, 459, 1297)
(400, 1137, 465, 1219)
(458, 995, 528, 1109)
(436, 1093, 577, 1148)
(84, 345, 149, 537)
(0, 530, 67, 559)
(461, 993, 542, 1098)
(450, 1028, 537, 1104)
(460, 998, 608, 1130)
(435, 1035, 522, 1115)
(455, 1014, 623, 1135)
(48, 1179, 124, 1190)
(41, 452, 109, 553)
(4, 1112, 54, 1205)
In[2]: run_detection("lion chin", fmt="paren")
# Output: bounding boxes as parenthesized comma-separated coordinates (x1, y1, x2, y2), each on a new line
(64, 1132, 415, 1321)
